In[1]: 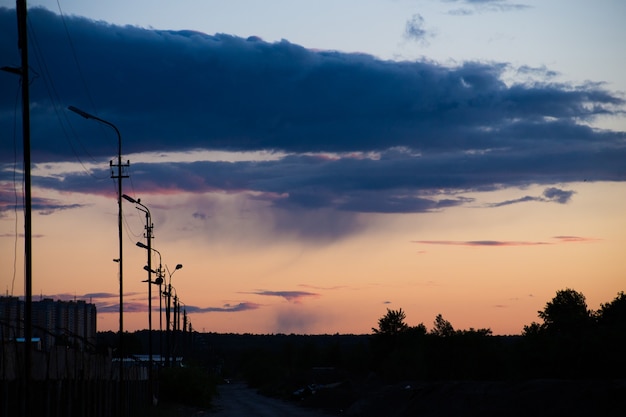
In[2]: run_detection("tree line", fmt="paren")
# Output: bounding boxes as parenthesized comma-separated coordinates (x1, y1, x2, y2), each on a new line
(221, 288, 625, 396)
(370, 288, 625, 380)
(92, 288, 625, 410)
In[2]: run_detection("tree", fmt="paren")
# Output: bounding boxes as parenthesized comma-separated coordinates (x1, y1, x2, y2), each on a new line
(522, 321, 543, 337)
(431, 314, 455, 337)
(537, 288, 592, 335)
(372, 308, 409, 336)
(409, 323, 428, 336)
(596, 291, 626, 329)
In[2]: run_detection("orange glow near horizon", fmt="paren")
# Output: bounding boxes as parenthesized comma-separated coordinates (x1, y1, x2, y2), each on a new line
(1, 182, 624, 336)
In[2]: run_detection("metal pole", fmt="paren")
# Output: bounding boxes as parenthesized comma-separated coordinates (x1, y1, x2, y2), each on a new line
(165, 283, 171, 367)
(144, 210, 153, 384)
(158, 267, 163, 366)
(68, 105, 127, 415)
(14, 2, 32, 416)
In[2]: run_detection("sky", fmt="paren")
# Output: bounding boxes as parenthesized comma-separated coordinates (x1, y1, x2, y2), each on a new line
(0, 0, 625, 336)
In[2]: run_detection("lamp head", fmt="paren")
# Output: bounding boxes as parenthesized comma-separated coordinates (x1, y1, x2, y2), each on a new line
(175, 264, 183, 270)
(67, 105, 93, 119)
(1, 66, 22, 75)
(122, 194, 137, 204)
(136, 241, 149, 250)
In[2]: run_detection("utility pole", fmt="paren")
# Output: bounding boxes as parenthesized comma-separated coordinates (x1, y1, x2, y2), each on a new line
(68, 105, 128, 415)
(1, 2, 34, 416)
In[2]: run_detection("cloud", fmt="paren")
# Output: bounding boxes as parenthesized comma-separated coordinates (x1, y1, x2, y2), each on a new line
(414, 240, 549, 247)
(552, 236, 599, 243)
(0, 7, 624, 239)
(0, 189, 87, 215)
(404, 14, 430, 42)
(185, 302, 261, 313)
(444, 0, 530, 15)
(83, 292, 118, 299)
(413, 236, 599, 247)
(488, 187, 575, 207)
(542, 187, 575, 204)
(246, 290, 320, 303)
(299, 284, 346, 291)
(273, 306, 329, 334)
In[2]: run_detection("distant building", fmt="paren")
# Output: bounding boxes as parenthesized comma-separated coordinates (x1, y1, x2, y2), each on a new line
(0, 296, 97, 351)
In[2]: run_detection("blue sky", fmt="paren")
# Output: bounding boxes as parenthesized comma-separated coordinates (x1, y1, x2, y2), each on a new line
(0, 1, 624, 334)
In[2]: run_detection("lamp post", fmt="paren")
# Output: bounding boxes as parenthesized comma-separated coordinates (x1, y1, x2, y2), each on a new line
(139, 246, 165, 365)
(136, 242, 165, 366)
(164, 264, 182, 366)
(122, 195, 155, 374)
(68, 105, 128, 411)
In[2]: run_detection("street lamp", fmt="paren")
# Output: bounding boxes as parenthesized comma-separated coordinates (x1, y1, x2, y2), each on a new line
(122, 194, 155, 375)
(68, 105, 128, 402)
(137, 242, 165, 365)
(164, 264, 182, 366)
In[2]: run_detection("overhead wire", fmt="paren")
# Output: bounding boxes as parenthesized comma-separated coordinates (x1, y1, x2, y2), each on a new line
(55, 0, 100, 116)
(7, 77, 22, 297)
(27, 15, 109, 180)
(53, 0, 142, 249)
(54, 0, 115, 175)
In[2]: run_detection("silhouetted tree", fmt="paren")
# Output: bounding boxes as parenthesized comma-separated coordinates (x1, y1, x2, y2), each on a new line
(538, 288, 592, 335)
(408, 323, 428, 336)
(522, 321, 543, 337)
(372, 308, 409, 336)
(430, 314, 455, 337)
(594, 291, 626, 376)
(456, 327, 492, 336)
(596, 291, 626, 330)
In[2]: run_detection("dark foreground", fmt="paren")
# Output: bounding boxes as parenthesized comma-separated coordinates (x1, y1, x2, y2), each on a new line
(209, 382, 336, 417)
(201, 379, 626, 417)
(341, 379, 626, 417)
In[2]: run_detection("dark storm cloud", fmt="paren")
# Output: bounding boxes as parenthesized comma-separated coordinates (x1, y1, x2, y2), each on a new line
(1, 7, 625, 219)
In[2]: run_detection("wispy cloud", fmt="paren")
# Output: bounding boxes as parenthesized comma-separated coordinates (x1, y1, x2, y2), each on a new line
(414, 240, 549, 247)
(552, 236, 600, 243)
(299, 284, 347, 291)
(413, 236, 599, 247)
(445, 0, 531, 15)
(273, 306, 330, 334)
(404, 13, 431, 43)
(185, 302, 261, 313)
(245, 290, 320, 303)
(0, 192, 87, 215)
(488, 187, 575, 207)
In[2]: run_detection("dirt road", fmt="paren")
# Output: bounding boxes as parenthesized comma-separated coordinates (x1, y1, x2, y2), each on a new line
(208, 383, 336, 417)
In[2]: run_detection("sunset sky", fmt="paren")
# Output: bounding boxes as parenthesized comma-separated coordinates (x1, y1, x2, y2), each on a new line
(1, 0, 624, 336)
